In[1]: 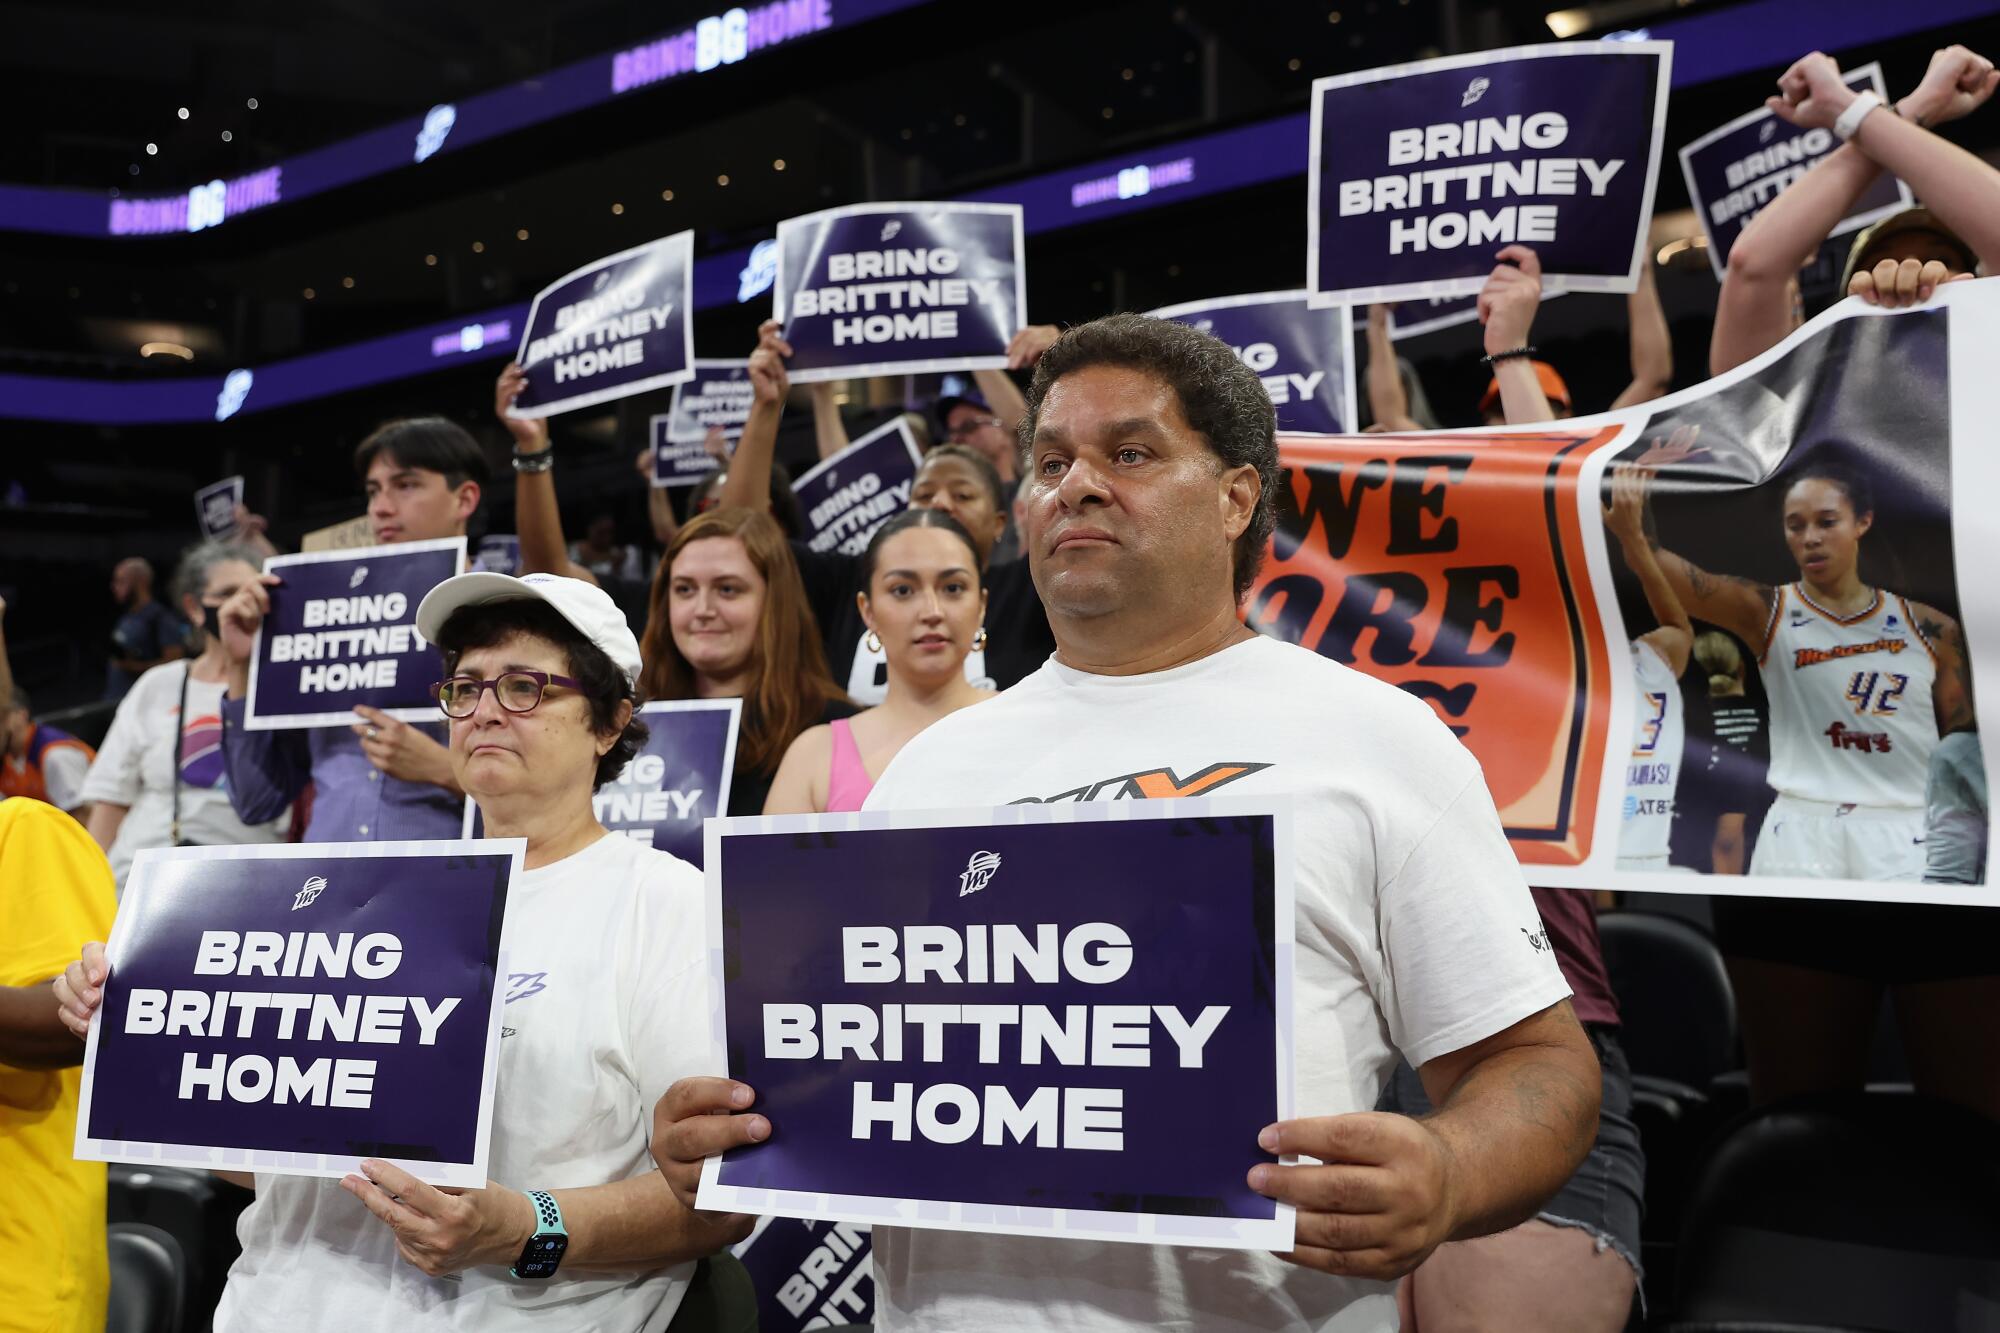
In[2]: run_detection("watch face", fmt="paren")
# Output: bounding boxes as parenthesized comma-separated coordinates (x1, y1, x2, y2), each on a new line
(515, 1232, 567, 1279)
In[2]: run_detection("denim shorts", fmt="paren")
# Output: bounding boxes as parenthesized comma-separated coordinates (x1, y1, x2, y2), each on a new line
(1376, 1025, 1645, 1292)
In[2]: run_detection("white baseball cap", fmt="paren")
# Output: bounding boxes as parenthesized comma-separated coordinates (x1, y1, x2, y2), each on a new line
(415, 571, 644, 687)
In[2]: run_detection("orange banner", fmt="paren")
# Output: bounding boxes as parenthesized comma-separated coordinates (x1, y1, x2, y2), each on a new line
(1251, 429, 1618, 865)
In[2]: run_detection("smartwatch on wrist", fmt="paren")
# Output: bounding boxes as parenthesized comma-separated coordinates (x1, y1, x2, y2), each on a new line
(510, 1190, 568, 1280)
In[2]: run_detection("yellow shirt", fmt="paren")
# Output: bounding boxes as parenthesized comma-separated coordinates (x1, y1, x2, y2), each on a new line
(0, 798, 116, 1333)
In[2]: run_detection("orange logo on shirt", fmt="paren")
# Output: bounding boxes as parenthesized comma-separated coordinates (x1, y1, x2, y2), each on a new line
(1010, 762, 1273, 804)
(1249, 430, 1619, 866)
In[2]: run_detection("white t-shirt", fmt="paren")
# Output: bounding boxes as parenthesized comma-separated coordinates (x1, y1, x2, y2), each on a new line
(861, 635, 1570, 1333)
(77, 660, 287, 885)
(213, 832, 712, 1333)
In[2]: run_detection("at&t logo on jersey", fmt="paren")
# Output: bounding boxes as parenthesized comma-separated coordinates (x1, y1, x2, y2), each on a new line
(958, 850, 1002, 898)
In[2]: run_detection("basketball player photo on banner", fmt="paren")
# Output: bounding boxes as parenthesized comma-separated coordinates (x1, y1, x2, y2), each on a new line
(1259, 279, 1999, 906)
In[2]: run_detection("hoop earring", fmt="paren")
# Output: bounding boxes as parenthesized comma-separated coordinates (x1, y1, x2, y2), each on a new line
(972, 626, 988, 652)
(865, 630, 882, 653)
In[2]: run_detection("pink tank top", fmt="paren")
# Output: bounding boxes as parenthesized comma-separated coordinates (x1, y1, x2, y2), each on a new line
(825, 717, 875, 812)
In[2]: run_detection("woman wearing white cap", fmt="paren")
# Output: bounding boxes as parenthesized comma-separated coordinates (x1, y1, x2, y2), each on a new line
(56, 571, 744, 1331)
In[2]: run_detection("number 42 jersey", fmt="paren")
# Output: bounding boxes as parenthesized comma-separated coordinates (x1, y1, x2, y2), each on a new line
(1760, 584, 1939, 809)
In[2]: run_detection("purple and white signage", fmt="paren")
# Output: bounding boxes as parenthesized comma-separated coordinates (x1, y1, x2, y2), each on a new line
(509, 231, 695, 418)
(195, 475, 245, 541)
(1309, 42, 1672, 306)
(653, 359, 752, 488)
(1383, 278, 1567, 341)
(1148, 291, 1358, 435)
(734, 1216, 874, 1331)
(464, 699, 741, 867)
(243, 538, 463, 731)
(791, 417, 923, 557)
(697, 798, 1297, 1249)
(74, 839, 520, 1187)
(472, 535, 521, 575)
(775, 202, 1027, 382)
(1679, 63, 1909, 282)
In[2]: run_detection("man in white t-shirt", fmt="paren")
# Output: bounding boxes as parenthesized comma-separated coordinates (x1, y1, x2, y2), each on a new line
(654, 314, 1598, 1332)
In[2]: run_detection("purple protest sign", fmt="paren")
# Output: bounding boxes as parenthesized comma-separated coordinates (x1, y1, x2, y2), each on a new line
(75, 839, 520, 1187)
(1381, 278, 1568, 341)
(243, 538, 463, 730)
(652, 359, 749, 487)
(1679, 63, 1909, 282)
(733, 1217, 874, 1331)
(776, 202, 1027, 382)
(697, 798, 1297, 1250)
(471, 534, 520, 575)
(464, 699, 740, 866)
(1148, 291, 1358, 434)
(195, 475, 244, 540)
(791, 417, 922, 557)
(509, 231, 694, 417)
(1309, 42, 1672, 307)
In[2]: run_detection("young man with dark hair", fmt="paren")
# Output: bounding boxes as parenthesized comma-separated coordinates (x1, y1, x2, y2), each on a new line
(655, 314, 1601, 1332)
(216, 417, 490, 841)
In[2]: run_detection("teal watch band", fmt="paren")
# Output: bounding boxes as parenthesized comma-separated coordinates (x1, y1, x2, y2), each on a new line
(510, 1189, 569, 1280)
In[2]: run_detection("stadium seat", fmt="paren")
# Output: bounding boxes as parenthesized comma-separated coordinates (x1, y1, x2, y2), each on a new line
(106, 1223, 187, 1333)
(666, 1252, 762, 1332)
(107, 1165, 251, 1331)
(1596, 911, 1738, 1094)
(1666, 1092, 2000, 1331)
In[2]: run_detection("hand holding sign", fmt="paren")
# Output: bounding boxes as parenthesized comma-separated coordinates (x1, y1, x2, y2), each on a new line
(652, 1076, 766, 1218)
(1005, 323, 1061, 371)
(1850, 259, 1963, 308)
(1477, 245, 1544, 354)
(1247, 1112, 1453, 1280)
(495, 363, 549, 454)
(748, 320, 793, 404)
(352, 704, 456, 789)
(342, 1158, 535, 1278)
(218, 572, 282, 692)
(53, 941, 110, 1040)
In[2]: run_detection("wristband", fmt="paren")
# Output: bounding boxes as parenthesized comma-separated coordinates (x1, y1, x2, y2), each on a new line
(1481, 346, 1536, 365)
(1832, 90, 1882, 142)
(512, 446, 555, 474)
(510, 1189, 568, 1280)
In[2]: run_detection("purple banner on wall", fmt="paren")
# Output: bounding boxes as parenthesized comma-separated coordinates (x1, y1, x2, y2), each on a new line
(790, 417, 923, 557)
(1309, 42, 1672, 307)
(75, 839, 519, 1187)
(697, 799, 1297, 1250)
(244, 538, 463, 730)
(776, 202, 1027, 382)
(465, 699, 740, 866)
(1679, 63, 1910, 282)
(510, 232, 695, 418)
(1148, 291, 1358, 435)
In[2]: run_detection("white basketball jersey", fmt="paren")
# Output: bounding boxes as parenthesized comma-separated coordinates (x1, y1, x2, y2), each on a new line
(1760, 584, 1939, 808)
(1619, 639, 1684, 861)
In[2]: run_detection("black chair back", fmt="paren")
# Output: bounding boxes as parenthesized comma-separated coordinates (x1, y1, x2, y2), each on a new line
(106, 1223, 187, 1333)
(1669, 1092, 2000, 1332)
(1597, 910, 1737, 1091)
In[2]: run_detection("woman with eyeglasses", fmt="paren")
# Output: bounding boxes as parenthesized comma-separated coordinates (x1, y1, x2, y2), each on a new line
(764, 509, 995, 815)
(77, 541, 290, 887)
(57, 572, 746, 1331)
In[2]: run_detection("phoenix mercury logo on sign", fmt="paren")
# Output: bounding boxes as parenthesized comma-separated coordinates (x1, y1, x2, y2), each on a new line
(1461, 77, 1490, 108)
(958, 850, 1002, 898)
(291, 876, 328, 911)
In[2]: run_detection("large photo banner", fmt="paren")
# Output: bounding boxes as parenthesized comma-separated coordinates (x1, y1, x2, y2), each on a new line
(1309, 41, 1672, 307)
(244, 538, 463, 730)
(698, 799, 1297, 1249)
(1679, 63, 1910, 283)
(1148, 291, 1358, 435)
(509, 231, 695, 418)
(75, 840, 520, 1187)
(775, 202, 1027, 382)
(464, 698, 741, 867)
(792, 417, 924, 558)
(1253, 279, 2000, 905)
